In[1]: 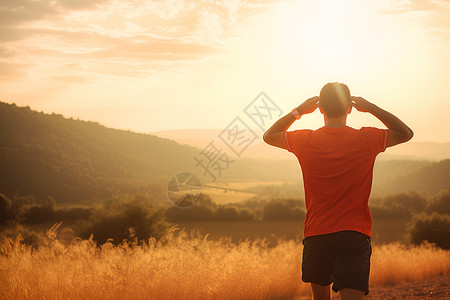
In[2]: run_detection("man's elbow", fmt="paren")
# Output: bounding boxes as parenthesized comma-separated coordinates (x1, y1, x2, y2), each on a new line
(400, 128, 414, 143)
(263, 132, 277, 146)
(388, 128, 413, 147)
(408, 129, 414, 141)
(405, 127, 414, 142)
(263, 132, 271, 145)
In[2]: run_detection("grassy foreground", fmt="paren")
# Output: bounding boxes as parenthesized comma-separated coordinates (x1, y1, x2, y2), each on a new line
(0, 226, 449, 299)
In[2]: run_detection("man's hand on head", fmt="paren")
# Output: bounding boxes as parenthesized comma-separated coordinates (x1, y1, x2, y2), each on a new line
(263, 96, 319, 150)
(296, 96, 319, 115)
(351, 96, 375, 113)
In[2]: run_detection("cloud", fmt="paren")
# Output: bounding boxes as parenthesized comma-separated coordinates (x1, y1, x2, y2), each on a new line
(0, 0, 58, 26)
(0, 0, 291, 82)
(58, 0, 112, 10)
(380, 0, 449, 13)
(0, 62, 30, 79)
(50, 75, 91, 83)
(193, 10, 224, 44)
(379, 0, 450, 40)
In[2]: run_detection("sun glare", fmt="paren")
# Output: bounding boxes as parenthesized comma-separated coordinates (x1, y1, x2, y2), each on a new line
(269, 0, 379, 79)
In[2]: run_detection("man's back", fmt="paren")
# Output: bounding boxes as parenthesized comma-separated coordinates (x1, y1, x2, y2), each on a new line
(284, 126, 389, 237)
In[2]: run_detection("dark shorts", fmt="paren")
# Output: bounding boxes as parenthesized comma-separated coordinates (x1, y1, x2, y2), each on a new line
(301, 230, 372, 295)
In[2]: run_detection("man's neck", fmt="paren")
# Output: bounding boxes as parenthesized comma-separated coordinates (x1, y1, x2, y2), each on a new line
(324, 116, 347, 128)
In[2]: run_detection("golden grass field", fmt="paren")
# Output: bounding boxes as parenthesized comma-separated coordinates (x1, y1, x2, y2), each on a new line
(1, 225, 449, 300)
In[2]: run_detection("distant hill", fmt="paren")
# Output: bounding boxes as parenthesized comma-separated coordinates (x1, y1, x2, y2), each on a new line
(0, 103, 205, 203)
(382, 159, 450, 196)
(379, 142, 450, 161)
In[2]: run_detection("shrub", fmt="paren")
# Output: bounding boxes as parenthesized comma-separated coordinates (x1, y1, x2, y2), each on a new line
(165, 194, 255, 222)
(21, 196, 91, 224)
(23, 197, 57, 224)
(80, 195, 169, 245)
(55, 207, 91, 222)
(10, 195, 35, 223)
(0, 224, 45, 249)
(406, 212, 450, 249)
(370, 192, 428, 219)
(0, 193, 13, 225)
(369, 204, 409, 219)
(165, 194, 215, 222)
(214, 206, 240, 221)
(426, 189, 450, 214)
(237, 208, 254, 221)
(381, 191, 427, 215)
(262, 199, 305, 221)
(214, 206, 254, 221)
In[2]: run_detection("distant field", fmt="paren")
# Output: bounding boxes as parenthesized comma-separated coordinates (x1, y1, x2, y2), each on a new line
(200, 190, 256, 204)
(201, 180, 297, 204)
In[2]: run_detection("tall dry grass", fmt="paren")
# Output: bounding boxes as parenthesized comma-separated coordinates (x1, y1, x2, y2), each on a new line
(370, 241, 450, 286)
(0, 225, 449, 300)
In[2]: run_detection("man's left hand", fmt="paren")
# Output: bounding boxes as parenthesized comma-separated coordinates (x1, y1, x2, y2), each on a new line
(296, 96, 319, 115)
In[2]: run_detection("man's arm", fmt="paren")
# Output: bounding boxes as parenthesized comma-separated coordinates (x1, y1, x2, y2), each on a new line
(263, 96, 319, 149)
(351, 96, 414, 147)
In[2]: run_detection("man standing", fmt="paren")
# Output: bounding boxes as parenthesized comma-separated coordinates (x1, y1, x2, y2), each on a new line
(263, 82, 413, 300)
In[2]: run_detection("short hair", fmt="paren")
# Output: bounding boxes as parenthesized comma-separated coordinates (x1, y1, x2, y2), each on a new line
(319, 82, 351, 118)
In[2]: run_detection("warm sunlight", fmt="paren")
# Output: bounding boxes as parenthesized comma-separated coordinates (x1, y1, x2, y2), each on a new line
(269, 0, 391, 79)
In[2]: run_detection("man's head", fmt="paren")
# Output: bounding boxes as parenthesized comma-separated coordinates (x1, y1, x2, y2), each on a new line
(319, 82, 352, 118)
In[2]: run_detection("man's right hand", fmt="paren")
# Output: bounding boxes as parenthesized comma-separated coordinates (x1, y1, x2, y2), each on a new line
(351, 96, 374, 113)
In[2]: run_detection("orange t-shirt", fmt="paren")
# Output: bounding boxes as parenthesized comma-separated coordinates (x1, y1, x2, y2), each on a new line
(284, 126, 390, 238)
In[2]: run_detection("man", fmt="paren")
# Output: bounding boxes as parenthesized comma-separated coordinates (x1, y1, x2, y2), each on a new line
(263, 82, 413, 300)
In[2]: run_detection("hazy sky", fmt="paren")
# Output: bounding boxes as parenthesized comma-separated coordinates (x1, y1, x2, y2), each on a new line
(1, 0, 450, 142)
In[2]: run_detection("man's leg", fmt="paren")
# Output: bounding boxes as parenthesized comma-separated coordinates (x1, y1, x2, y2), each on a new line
(339, 288, 364, 300)
(302, 234, 336, 300)
(331, 231, 372, 298)
(311, 283, 331, 300)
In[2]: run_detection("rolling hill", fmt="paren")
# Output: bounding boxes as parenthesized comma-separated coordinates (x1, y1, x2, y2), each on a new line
(0, 103, 202, 203)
